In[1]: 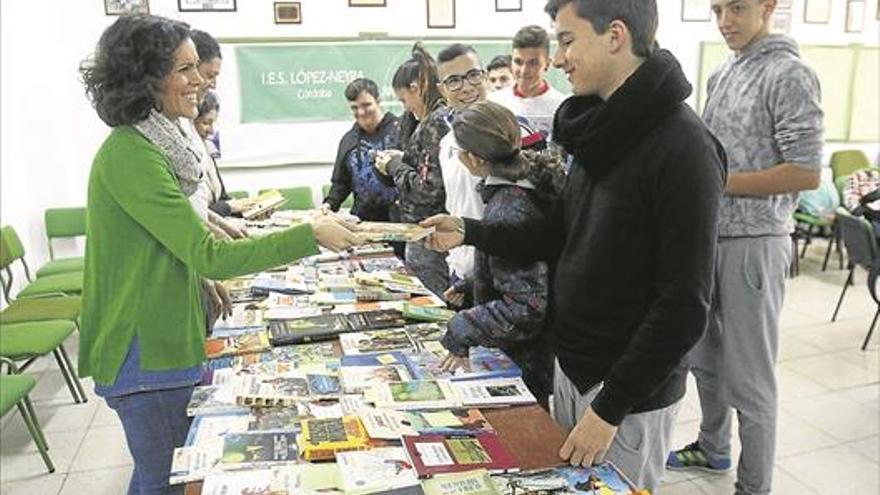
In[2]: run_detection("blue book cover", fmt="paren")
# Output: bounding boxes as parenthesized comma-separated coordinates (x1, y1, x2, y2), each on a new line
(402, 347, 521, 381)
(340, 351, 408, 367)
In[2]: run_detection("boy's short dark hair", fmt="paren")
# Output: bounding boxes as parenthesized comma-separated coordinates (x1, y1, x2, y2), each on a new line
(512, 25, 551, 54)
(487, 54, 512, 72)
(437, 43, 478, 64)
(544, 0, 657, 58)
(344, 78, 380, 102)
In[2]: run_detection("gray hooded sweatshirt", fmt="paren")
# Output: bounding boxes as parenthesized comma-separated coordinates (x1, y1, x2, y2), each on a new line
(704, 34, 824, 238)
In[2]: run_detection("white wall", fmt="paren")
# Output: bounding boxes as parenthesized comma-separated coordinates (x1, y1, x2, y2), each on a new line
(1, 0, 878, 286)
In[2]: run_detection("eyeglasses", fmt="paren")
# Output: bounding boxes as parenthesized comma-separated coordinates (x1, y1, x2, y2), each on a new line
(442, 69, 486, 92)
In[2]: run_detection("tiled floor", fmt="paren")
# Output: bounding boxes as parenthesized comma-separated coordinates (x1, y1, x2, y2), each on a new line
(1, 244, 877, 494)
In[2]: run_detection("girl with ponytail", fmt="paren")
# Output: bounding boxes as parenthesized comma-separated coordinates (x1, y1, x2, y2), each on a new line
(439, 100, 564, 407)
(374, 43, 451, 296)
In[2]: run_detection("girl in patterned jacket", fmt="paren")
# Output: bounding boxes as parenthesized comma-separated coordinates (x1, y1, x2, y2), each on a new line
(438, 100, 564, 407)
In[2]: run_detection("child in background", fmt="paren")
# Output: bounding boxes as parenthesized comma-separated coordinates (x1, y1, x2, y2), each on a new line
(438, 101, 564, 407)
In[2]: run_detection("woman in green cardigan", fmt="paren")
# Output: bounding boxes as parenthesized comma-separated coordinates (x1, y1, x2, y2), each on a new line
(78, 15, 359, 494)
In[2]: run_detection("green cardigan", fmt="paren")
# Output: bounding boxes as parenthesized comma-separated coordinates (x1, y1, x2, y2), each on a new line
(79, 126, 319, 385)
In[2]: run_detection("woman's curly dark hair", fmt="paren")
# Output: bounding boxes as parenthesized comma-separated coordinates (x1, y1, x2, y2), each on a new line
(80, 15, 191, 127)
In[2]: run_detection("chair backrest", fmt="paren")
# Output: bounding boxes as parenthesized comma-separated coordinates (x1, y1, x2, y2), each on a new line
(830, 150, 870, 181)
(227, 190, 249, 200)
(261, 186, 315, 210)
(836, 208, 879, 270)
(44, 207, 86, 260)
(0, 226, 25, 269)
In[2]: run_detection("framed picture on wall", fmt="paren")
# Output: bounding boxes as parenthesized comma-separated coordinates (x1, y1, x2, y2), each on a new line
(772, 10, 792, 33)
(846, 0, 865, 32)
(495, 0, 522, 12)
(681, 0, 711, 22)
(427, 0, 455, 28)
(104, 0, 149, 15)
(349, 0, 386, 6)
(804, 0, 832, 24)
(274, 2, 302, 24)
(178, 0, 236, 12)
(776, 0, 793, 9)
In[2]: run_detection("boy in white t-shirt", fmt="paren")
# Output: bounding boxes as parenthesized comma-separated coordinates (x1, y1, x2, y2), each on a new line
(489, 25, 567, 140)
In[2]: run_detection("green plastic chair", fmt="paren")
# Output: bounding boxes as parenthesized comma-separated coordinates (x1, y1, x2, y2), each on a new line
(830, 150, 870, 181)
(44, 207, 86, 258)
(1, 226, 83, 301)
(260, 186, 315, 210)
(1, 358, 54, 473)
(322, 184, 354, 208)
(227, 190, 249, 200)
(0, 320, 87, 404)
(0, 295, 81, 326)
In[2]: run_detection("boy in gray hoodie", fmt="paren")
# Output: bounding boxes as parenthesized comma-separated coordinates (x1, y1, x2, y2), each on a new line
(668, 1, 823, 495)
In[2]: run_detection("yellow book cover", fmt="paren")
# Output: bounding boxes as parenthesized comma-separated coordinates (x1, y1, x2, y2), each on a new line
(297, 415, 370, 461)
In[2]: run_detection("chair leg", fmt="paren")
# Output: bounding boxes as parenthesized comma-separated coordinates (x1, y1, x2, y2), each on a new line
(58, 344, 88, 403)
(22, 395, 49, 451)
(821, 223, 835, 271)
(16, 400, 55, 473)
(800, 225, 813, 258)
(832, 265, 855, 322)
(52, 349, 81, 404)
(863, 307, 879, 351)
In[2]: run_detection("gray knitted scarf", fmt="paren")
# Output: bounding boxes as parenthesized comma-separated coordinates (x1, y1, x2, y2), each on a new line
(134, 109, 203, 196)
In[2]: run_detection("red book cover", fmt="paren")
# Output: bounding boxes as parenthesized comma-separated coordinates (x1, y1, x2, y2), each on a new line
(401, 431, 519, 478)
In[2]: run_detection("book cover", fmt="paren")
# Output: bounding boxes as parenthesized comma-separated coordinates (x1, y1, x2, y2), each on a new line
(407, 409, 493, 434)
(402, 431, 519, 478)
(204, 331, 271, 359)
(234, 374, 311, 408)
(169, 446, 214, 485)
(340, 364, 413, 394)
(482, 405, 566, 472)
(186, 385, 248, 417)
(311, 289, 358, 305)
(339, 350, 407, 367)
(306, 373, 342, 398)
(339, 329, 418, 355)
(247, 406, 308, 432)
(354, 221, 435, 242)
(220, 431, 299, 468)
(422, 469, 499, 495)
(212, 303, 265, 333)
(268, 314, 349, 346)
(370, 380, 459, 410)
(336, 447, 420, 494)
(402, 303, 457, 323)
(357, 408, 420, 440)
(242, 189, 286, 220)
(297, 415, 371, 461)
(403, 348, 521, 382)
(356, 288, 412, 302)
(347, 309, 408, 331)
(184, 411, 249, 448)
(201, 467, 302, 495)
(452, 378, 537, 407)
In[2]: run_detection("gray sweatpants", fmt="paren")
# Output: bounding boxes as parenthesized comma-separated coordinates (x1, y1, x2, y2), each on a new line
(689, 236, 789, 495)
(553, 359, 679, 493)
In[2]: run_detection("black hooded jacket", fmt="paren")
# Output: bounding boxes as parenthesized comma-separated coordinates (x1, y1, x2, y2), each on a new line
(462, 49, 727, 425)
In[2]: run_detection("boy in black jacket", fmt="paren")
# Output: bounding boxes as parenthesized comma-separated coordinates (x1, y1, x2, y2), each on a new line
(421, 0, 726, 491)
(323, 78, 400, 222)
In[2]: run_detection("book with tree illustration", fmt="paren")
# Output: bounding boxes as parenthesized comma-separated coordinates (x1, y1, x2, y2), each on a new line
(219, 431, 300, 469)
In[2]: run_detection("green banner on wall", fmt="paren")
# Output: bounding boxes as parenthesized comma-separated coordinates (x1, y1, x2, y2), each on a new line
(236, 40, 569, 123)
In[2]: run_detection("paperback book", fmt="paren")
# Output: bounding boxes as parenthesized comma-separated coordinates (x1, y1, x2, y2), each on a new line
(422, 469, 499, 495)
(220, 431, 299, 469)
(201, 467, 300, 495)
(451, 378, 537, 407)
(234, 374, 311, 408)
(336, 447, 420, 494)
(297, 415, 371, 461)
(204, 331, 271, 359)
(493, 463, 647, 495)
(340, 364, 413, 394)
(247, 406, 308, 432)
(242, 189, 287, 220)
(402, 303, 457, 323)
(187, 385, 248, 416)
(354, 221, 435, 242)
(306, 373, 342, 398)
(211, 302, 265, 333)
(368, 380, 459, 410)
(402, 431, 519, 478)
(268, 309, 407, 346)
(403, 347, 522, 382)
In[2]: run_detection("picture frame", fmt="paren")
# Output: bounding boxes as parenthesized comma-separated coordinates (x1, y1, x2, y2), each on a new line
(776, 0, 793, 9)
(427, 0, 455, 29)
(772, 10, 792, 33)
(274, 2, 302, 24)
(178, 0, 236, 12)
(681, 0, 711, 22)
(495, 0, 522, 12)
(804, 0, 832, 24)
(846, 0, 865, 32)
(349, 0, 386, 6)
(104, 0, 149, 15)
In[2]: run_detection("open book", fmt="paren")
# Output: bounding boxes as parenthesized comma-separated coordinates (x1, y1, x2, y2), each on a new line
(241, 189, 287, 220)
